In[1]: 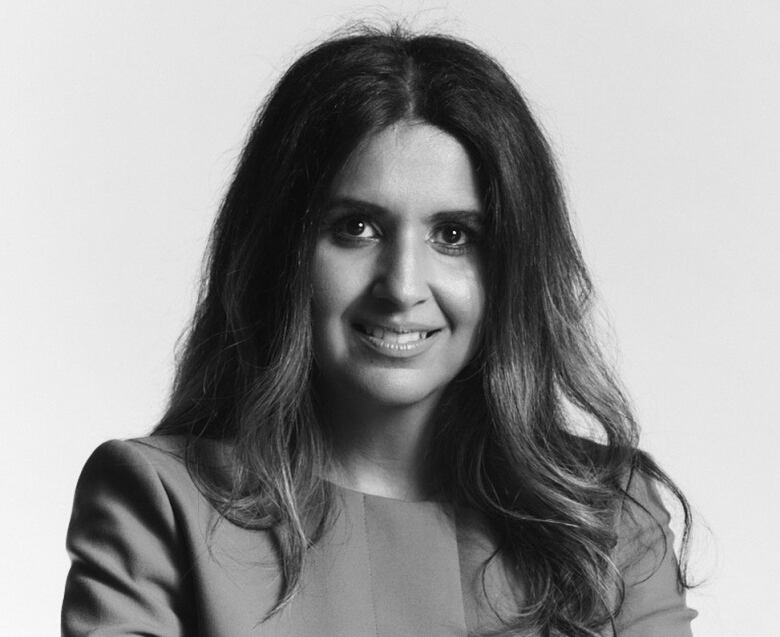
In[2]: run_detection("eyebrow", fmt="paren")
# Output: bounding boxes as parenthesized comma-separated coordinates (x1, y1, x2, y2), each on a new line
(323, 196, 484, 225)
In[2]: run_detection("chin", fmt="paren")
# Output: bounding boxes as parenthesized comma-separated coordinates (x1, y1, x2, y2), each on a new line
(337, 369, 448, 410)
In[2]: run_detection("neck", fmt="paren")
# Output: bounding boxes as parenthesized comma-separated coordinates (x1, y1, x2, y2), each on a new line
(323, 394, 442, 501)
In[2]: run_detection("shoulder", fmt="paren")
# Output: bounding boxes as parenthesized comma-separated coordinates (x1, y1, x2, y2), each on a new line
(556, 439, 697, 634)
(80, 435, 231, 489)
(68, 435, 192, 539)
(71, 435, 232, 537)
(63, 436, 215, 635)
(65, 437, 228, 605)
(610, 463, 698, 634)
(76, 437, 186, 505)
(83, 435, 186, 472)
(563, 438, 688, 587)
(614, 467, 672, 573)
(84, 434, 201, 467)
(563, 436, 668, 518)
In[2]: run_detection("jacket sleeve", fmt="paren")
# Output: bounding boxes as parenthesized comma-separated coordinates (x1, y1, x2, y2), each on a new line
(62, 439, 193, 636)
(613, 471, 697, 637)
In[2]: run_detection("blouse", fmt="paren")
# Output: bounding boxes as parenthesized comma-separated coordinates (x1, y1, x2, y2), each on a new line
(62, 436, 696, 636)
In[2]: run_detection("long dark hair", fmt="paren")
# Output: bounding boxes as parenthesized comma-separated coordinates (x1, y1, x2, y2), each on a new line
(155, 26, 692, 635)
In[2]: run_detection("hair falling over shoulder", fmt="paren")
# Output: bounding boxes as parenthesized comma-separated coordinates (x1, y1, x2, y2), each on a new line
(154, 25, 694, 636)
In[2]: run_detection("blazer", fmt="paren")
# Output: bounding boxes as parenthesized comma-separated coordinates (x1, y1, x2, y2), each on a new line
(62, 436, 696, 636)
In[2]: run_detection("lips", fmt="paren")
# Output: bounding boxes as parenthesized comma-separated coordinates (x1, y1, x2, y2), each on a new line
(357, 324, 437, 343)
(353, 323, 442, 352)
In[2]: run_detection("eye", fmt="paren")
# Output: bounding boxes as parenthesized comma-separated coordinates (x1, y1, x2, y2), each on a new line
(331, 215, 380, 241)
(343, 217, 369, 236)
(437, 225, 467, 245)
(429, 223, 478, 255)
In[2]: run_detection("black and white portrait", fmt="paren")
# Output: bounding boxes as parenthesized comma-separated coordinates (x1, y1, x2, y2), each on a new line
(3, 3, 778, 636)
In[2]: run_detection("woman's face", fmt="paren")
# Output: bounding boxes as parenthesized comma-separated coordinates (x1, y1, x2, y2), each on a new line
(311, 121, 485, 412)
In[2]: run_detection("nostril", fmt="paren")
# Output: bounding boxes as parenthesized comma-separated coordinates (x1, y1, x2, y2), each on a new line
(370, 270, 430, 308)
(370, 282, 429, 309)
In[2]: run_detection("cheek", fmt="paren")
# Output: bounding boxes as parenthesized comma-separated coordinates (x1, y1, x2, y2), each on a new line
(456, 281, 485, 363)
(310, 254, 347, 369)
(439, 263, 486, 332)
(310, 248, 364, 329)
(310, 251, 336, 310)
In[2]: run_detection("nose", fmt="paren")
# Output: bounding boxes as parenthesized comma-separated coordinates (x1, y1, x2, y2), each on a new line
(370, 233, 430, 309)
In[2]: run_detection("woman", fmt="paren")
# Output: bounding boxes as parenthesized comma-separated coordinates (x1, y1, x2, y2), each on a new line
(62, 27, 696, 636)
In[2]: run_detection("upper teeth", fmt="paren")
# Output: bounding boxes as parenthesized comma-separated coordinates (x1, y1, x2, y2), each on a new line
(362, 326, 429, 344)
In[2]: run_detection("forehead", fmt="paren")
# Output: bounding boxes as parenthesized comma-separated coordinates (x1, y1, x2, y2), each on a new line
(330, 122, 482, 214)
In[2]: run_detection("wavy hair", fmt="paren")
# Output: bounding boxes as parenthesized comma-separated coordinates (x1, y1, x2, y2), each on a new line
(154, 26, 692, 635)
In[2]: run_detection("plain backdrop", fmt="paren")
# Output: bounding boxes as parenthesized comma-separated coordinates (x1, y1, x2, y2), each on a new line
(2, 1, 778, 635)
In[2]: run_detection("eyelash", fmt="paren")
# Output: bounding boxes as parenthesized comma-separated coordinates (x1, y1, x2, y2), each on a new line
(331, 215, 380, 241)
(328, 214, 480, 256)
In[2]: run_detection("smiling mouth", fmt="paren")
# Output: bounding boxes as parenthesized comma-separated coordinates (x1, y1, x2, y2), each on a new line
(354, 324, 441, 347)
